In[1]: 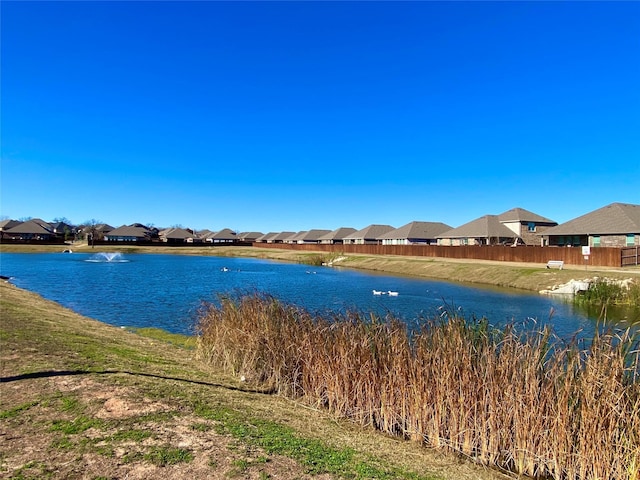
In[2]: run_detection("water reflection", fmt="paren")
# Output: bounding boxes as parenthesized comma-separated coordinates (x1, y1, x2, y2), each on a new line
(0, 252, 636, 337)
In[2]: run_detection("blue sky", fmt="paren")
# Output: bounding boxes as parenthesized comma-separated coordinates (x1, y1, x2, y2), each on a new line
(2, 1, 639, 232)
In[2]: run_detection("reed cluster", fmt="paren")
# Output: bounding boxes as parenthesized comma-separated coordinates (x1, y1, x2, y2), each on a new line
(577, 278, 640, 307)
(196, 293, 640, 479)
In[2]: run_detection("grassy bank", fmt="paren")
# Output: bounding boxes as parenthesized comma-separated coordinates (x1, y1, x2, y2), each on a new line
(0, 281, 506, 480)
(197, 293, 640, 480)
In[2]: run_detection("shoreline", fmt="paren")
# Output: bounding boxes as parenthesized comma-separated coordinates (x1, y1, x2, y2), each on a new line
(2, 243, 638, 294)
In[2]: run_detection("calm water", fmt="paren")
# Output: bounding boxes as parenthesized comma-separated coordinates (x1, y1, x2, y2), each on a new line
(0, 252, 632, 337)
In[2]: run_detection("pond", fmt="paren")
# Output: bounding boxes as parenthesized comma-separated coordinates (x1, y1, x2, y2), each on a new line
(0, 252, 634, 337)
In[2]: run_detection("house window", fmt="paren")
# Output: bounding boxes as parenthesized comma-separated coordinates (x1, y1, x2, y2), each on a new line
(627, 234, 635, 247)
(593, 236, 600, 247)
(527, 222, 536, 232)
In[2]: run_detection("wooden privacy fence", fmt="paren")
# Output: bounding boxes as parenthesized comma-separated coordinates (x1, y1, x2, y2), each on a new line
(622, 246, 640, 266)
(253, 243, 628, 268)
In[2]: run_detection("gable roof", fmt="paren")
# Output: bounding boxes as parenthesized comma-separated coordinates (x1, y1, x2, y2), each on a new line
(438, 215, 517, 239)
(344, 224, 395, 240)
(210, 228, 237, 240)
(105, 225, 150, 238)
(0, 220, 22, 231)
(256, 232, 279, 242)
(296, 229, 331, 242)
(4, 220, 53, 235)
(272, 231, 296, 242)
(237, 232, 263, 241)
(543, 202, 640, 236)
(378, 221, 452, 240)
(161, 227, 193, 240)
(498, 207, 556, 225)
(317, 227, 357, 241)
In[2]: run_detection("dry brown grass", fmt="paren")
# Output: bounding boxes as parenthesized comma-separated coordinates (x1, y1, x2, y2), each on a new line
(196, 293, 640, 480)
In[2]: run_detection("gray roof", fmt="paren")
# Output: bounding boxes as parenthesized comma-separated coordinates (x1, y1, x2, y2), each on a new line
(297, 229, 331, 242)
(378, 221, 452, 240)
(210, 228, 237, 240)
(161, 227, 193, 240)
(288, 231, 308, 242)
(4, 220, 53, 235)
(438, 215, 517, 239)
(0, 220, 22, 231)
(105, 225, 150, 238)
(256, 232, 279, 242)
(543, 202, 640, 236)
(272, 231, 297, 241)
(498, 207, 556, 225)
(344, 224, 395, 240)
(237, 232, 263, 241)
(317, 227, 357, 241)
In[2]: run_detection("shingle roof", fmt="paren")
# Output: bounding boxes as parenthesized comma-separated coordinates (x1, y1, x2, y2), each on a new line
(344, 224, 395, 240)
(378, 221, 452, 240)
(237, 232, 263, 241)
(438, 215, 517, 239)
(4, 220, 53, 235)
(498, 207, 556, 224)
(272, 231, 296, 241)
(162, 227, 193, 240)
(210, 228, 237, 240)
(106, 225, 150, 238)
(256, 232, 279, 242)
(297, 229, 332, 242)
(543, 202, 640, 235)
(317, 227, 357, 241)
(0, 220, 22, 230)
(288, 231, 308, 242)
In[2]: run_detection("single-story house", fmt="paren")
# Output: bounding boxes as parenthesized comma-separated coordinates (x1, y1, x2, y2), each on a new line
(237, 232, 263, 242)
(318, 227, 357, 244)
(159, 227, 195, 244)
(343, 224, 395, 245)
(255, 232, 279, 243)
(540, 202, 640, 247)
(104, 225, 151, 242)
(497, 208, 557, 245)
(284, 231, 307, 244)
(379, 221, 452, 245)
(437, 215, 519, 246)
(295, 229, 331, 244)
(3, 219, 55, 241)
(271, 232, 297, 244)
(205, 228, 237, 243)
(0, 219, 23, 239)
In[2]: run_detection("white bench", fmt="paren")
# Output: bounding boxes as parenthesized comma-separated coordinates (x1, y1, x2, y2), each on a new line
(546, 260, 564, 270)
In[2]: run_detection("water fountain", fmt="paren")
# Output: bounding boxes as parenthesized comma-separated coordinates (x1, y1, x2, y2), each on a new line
(86, 252, 128, 263)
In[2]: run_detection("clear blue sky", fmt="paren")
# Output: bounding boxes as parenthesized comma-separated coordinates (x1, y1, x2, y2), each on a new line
(2, 1, 639, 232)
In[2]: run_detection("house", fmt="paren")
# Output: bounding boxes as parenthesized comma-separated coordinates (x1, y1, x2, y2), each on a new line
(49, 221, 75, 239)
(343, 224, 395, 245)
(255, 232, 279, 243)
(271, 232, 296, 244)
(206, 228, 237, 244)
(103, 225, 151, 242)
(0, 219, 22, 240)
(497, 208, 557, 245)
(540, 202, 640, 247)
(284, 231, 306, 244)
(237, 232, 263, 242)
(3, 220, 55, 241)
(295, 229, 331, 244)
(379, 221, 452, 245)
(159, 227, 194, 244)
(318, 227, 357, 244)
(437, 215, 518, 246)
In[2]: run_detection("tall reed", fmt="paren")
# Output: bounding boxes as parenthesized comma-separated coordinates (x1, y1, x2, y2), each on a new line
(195, 293, 640, 479)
